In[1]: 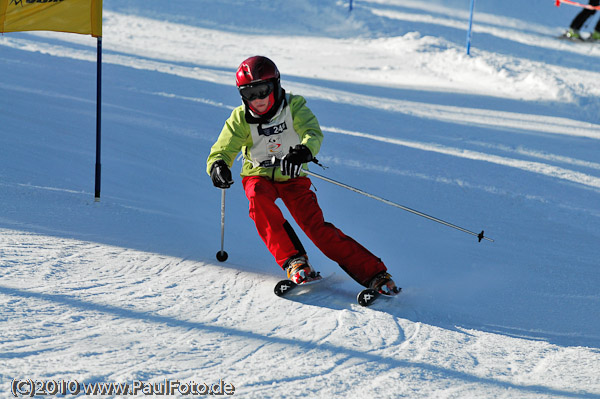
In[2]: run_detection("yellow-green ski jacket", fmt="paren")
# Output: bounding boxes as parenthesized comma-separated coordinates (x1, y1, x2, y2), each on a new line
(207, 93, 323, 182)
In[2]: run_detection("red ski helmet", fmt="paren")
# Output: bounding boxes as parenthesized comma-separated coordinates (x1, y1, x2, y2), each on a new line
(235, 56, 282, 116)
(236, 55, 280, 87)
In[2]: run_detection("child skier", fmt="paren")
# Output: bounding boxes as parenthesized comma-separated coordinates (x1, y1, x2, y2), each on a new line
(206, 55, 399, 295)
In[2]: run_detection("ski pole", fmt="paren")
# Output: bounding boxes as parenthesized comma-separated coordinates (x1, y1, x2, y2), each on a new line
(303, 168, 494, 243)
(216, 189, 229, 261)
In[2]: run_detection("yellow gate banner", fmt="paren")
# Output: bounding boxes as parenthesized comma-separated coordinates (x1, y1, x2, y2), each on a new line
(0, 0, 102, 37)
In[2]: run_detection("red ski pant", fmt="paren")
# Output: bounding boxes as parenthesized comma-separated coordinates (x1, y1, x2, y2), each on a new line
(242, 176, 387, 287)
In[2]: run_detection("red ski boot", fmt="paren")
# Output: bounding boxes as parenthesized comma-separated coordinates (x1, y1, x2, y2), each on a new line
(286, 255, 316, 284)
(368, 272, 400, 296)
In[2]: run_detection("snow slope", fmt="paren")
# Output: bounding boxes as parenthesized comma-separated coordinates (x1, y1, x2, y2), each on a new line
(1, 0, 599, 397)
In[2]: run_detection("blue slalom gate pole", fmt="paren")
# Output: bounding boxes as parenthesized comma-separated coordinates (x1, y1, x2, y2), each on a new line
(466, 0, 475, 55)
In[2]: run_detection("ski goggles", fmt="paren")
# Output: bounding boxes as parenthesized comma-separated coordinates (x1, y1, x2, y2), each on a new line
(238, 81, 275, 101)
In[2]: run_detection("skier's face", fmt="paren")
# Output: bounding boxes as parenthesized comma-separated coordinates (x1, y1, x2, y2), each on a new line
(249, 97, 271, 114)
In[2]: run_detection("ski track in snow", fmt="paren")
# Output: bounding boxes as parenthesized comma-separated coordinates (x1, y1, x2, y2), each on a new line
(3, 35, 599, 191)
(365, 0, 600, 58)
(1, 229, 599, 398)
(321, 126, 600, 190)
(2, 1, 600, 397)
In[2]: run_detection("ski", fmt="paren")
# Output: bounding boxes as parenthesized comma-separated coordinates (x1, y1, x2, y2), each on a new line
(357, 288, 379, 306)
(275, 273, 401, 306)
(357, 287, 401, 307)
(557, 34, 582, 42)
(557, 34, 599, 43)
(274, 273, 323, 297)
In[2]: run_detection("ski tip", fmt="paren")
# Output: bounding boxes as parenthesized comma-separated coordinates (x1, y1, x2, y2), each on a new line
(357, 288, 379, 307)
(357, 286, 401, 306)
(274, 279, 296, 296)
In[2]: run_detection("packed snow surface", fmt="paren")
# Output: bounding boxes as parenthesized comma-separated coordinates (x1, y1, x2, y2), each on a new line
(1, 0, 599, 397)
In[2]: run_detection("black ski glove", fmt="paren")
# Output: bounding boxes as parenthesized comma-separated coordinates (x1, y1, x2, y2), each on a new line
(280, 145, 313, 178)
(210, 160, 234, 189)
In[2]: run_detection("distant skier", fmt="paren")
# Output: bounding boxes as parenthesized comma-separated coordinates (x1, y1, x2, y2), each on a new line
(206, 55, 399, 295)
(563, 0, 600, 41)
